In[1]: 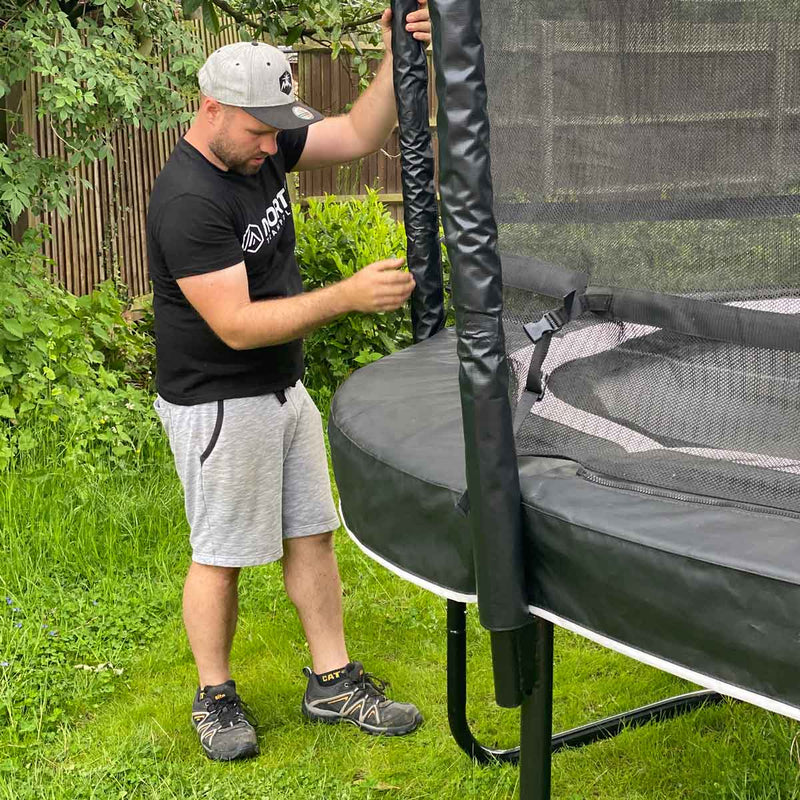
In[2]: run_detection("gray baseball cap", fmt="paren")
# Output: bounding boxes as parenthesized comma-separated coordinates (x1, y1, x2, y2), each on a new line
(198, 41, 324, 130)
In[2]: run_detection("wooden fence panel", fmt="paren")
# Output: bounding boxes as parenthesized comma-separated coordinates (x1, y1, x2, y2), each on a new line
(9, 19, 241, 295)
(9, 32, 435, 295)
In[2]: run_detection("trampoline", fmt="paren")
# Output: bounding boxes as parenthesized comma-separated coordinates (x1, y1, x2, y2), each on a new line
(328, 2, 800, 797)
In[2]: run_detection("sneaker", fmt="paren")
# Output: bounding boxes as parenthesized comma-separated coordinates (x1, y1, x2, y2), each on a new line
(191, 680, 259, 761)
(301, 661, 423, 736)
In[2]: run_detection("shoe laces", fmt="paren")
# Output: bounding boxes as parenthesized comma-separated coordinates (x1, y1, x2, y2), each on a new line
(206, 694, 257, 728)
(354, 671, 390, 702)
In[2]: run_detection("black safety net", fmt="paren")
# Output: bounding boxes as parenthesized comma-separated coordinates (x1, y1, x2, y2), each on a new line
(484, 0, 800, 515)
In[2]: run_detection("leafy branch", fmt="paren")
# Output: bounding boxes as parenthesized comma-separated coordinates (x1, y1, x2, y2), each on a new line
(196, 0, 382, 40)
(0, 0, 203, 224)
(180, 0, 385, 50)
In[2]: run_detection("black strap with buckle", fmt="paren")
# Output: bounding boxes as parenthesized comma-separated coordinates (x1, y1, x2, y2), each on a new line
(523, 308, 567, 345)
(521, 290, 582, 404)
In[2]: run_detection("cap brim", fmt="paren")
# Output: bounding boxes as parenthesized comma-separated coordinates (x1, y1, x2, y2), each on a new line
(243, 102, 324, 130)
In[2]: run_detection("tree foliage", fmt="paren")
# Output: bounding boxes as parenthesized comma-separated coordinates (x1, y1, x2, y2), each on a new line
(0, 0, 204, 224)
(189, 0, 385, 60)
(188, 0, 381, 45)
(0, 0, 390, 227)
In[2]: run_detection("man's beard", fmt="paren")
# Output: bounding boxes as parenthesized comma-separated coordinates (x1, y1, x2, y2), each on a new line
(209, 134, 263, 176)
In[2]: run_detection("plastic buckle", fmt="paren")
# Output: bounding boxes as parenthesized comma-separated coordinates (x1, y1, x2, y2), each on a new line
(523, 310, 564, 344)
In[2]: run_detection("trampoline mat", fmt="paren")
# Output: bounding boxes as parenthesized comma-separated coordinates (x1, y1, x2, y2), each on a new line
(329, 327, 800, 719)
(513, 307, 800, 517)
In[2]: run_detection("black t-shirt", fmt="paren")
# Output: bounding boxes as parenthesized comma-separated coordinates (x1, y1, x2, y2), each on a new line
(147, 129, 308, 405)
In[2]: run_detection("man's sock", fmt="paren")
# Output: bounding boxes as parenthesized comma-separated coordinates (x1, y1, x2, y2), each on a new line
(314, 663, 352, 686)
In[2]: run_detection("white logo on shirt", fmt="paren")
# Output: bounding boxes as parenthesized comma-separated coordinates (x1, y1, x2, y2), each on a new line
(242, 225, 264, 253)
(242, 188, 290, 253)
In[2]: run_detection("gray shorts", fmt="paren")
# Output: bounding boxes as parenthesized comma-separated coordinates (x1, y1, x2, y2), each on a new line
(154, 383, 340, 567)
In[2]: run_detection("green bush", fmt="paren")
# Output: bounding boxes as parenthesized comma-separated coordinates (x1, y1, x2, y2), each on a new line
(0, 228, 159, 471)
(0, 192, 447, 471)
(295, 189, 450, 410)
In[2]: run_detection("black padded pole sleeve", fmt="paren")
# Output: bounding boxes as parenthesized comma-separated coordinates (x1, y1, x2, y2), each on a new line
(391, 0, 445, 343)
(429, 0, 529, 633)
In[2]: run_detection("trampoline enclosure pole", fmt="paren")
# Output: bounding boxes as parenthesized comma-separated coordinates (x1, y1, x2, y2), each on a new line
(428, 0, 532, 705)
(391, 0, 445, 343)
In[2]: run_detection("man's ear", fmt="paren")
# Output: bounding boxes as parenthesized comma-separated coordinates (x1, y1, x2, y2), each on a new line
(200, 95, 224, 126)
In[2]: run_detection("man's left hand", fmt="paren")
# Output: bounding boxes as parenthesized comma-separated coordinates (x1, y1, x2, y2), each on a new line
(381, 0, 431, 53)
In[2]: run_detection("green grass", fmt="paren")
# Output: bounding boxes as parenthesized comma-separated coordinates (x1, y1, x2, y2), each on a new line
(1, 443, 799, 799)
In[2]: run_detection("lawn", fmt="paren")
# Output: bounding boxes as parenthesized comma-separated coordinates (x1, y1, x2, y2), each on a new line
(0, 441, 799, 799)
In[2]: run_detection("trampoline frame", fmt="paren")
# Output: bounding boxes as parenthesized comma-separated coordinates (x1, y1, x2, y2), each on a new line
(447, 600, 723, 797)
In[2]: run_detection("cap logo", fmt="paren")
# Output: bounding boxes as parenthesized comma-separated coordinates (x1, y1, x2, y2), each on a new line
(292, 106, 314, 121)
(279, 70, 292, 96)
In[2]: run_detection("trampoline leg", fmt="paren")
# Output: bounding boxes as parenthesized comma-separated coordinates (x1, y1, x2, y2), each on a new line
(447, 599, 521, 763)
(446, 599, 727, 776)
(519, 617, 554, 800)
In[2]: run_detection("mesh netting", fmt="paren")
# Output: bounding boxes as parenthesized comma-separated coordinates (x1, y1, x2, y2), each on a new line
(487, 1, 800, 514)
(513, 310, 800, 514)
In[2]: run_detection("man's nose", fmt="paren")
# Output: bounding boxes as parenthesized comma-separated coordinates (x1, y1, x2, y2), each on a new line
(261, 136, 278, 155)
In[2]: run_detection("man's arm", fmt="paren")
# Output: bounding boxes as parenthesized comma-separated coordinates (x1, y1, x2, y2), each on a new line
(294, 1, 431, 171)
(177, 258, 415, 351)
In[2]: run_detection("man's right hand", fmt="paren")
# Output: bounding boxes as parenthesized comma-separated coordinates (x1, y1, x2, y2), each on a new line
(177, 257, 415, 351)
(342, 258, 416, 313)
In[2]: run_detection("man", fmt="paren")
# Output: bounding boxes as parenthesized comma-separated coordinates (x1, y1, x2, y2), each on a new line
(146, 3, 431, 762)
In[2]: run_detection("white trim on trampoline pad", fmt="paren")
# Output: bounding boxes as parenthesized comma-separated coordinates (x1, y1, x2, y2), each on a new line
(527, 606, 800, 722)
(340, 502, 800, 723)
